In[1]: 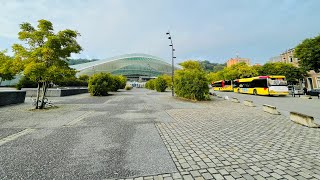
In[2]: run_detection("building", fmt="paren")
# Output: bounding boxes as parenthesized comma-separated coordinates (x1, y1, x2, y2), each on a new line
(269, 48, 320, 90)
(280, 48, 299, 67)
(226, 57, 250, 67)
(0, 53, 176, 86)
(268, 55, 281, 63)
(71, 53, 176, 81)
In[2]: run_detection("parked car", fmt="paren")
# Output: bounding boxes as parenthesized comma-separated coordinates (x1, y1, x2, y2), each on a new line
(288, 85, 304, 97)
(307, 89, 320, 97)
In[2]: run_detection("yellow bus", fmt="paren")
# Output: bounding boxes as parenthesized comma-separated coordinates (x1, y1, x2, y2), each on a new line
(236, 75, 289, 96)
(212, 80, 234, 91)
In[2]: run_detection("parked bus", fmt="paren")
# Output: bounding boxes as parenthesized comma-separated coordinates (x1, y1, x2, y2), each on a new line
(237, 75, 288, 96)
(212, 80, 234, 91)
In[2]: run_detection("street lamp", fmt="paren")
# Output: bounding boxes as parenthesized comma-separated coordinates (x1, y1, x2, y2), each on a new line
(166, 31, 176, 97)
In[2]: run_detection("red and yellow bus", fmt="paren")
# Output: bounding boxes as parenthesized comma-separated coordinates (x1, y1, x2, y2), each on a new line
(212, 80, 234, 91)
(236, 75, 289, 96)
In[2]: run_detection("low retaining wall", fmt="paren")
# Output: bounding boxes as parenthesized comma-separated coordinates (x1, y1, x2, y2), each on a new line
(263, 104, 280, 115)
(290, 112, 320, 128)
(0, 90, 26, 106)
(243, 100, 255, 107)
(23, 88, 88, 97)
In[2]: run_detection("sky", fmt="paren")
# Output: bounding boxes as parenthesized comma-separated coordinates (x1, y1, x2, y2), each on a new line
(0, 0, 320, 65)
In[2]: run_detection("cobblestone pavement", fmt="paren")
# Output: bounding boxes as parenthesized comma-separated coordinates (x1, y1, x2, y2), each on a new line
(1, 89, 320, 179)
(123, 95, 320, 180)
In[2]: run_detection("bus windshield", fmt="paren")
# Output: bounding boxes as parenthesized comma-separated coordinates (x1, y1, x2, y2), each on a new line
(268, 78, 287, 86)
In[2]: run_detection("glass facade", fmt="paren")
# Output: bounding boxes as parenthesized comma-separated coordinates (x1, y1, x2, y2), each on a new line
(71, 53, 175, 80)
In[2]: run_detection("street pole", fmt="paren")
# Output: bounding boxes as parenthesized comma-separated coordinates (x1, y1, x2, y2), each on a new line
(166, 31, 176, 97)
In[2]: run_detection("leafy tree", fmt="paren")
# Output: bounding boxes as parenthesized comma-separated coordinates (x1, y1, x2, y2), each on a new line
(175, 60, 209, 101)
(88, 73, 114, 96)
(198, 60, 226, 72)
(259, 62, 306, 82)
(295, 34, 320, 73)
(207, 71, 225, 83)
(0, 50, 20, 85)
(154, 76, 168, 92)
(13, 19, 82, 109)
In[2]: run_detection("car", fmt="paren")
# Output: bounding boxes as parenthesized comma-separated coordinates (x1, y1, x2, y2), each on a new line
(288, 85, 304, 97)
(307, 89, 320, 98)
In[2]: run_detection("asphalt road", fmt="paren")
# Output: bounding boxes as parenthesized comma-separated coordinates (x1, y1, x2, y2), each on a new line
(0, 89, 177, 179)
(211, 90, 320, 123)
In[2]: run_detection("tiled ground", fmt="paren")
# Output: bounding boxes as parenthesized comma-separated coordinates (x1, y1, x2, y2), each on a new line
(123, 99, 320, 180)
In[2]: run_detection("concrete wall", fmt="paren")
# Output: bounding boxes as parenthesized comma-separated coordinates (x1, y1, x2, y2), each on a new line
(0, 90, 26, 106)
(23, 88, 88, 97)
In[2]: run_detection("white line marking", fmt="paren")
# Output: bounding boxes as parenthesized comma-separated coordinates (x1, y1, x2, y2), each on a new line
(0, 128, 35, 146)
(64, 111, 94, 127)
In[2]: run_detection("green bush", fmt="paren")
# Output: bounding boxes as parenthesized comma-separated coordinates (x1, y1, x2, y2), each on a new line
(125, 84, 132, 90)
(88, 73, 114, 96)
(154, 76, 167, 92)
(174, 61, 209, 101)
(111, 75, 127, 91)
(78, 74, 89, 82)
(16, 76, 38, 90)
(145, 79, 155, 90)
(55, 77, 88, 87)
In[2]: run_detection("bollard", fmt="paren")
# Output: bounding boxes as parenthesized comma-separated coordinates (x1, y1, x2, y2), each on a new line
(263, 104, 280, 115)
(231, 97, 240, 103)
(290, 112, 320, 128)
(243, 100, 255, 107)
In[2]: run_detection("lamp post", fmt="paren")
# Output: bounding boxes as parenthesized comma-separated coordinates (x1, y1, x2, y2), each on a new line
(166, 31, 176, 97)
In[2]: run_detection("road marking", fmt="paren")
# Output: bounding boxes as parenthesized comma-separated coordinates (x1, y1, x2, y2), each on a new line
(0, 128, 35, 146)
(64, 111, 94, 127)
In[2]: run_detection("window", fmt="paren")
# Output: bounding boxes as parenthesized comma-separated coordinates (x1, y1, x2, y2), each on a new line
(290, 57, 293, 62)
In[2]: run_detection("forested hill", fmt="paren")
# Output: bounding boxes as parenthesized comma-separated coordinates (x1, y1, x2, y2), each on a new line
(199, 60, 226, 72)
(67, 58, 99, 65)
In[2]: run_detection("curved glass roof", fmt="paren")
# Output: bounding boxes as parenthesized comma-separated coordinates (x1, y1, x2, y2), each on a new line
(71, 53, 176, 77)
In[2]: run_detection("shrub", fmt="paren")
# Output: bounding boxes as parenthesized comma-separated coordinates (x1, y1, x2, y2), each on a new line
(125, 84, 132, 90)
(55, 77, 88, 87)
(111, 75, 127, 91)
(174, 61, 209, 101)
(162, 74, 172, 90)
(88, 73, 114, 96)
(78, 74, 89, 82)
(145, 79, 155, 90)
(154, 76, 167, 92)
(16, 76, 38, 90)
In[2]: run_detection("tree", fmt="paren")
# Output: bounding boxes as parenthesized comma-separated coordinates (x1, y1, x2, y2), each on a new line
(175, 60, 209, 101)
(295, 34, 320, 73)
(13, 19, 82, 109)
(259, 62, 306, 82)
(198, 60, 226, 73)
(0, 50, 20, 85)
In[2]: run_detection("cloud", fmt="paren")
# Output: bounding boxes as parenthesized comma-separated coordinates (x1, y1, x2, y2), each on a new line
(1, 0, 320, 64)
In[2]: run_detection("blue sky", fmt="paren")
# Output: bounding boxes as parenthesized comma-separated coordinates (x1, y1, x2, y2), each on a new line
(0, 0, 319, 65)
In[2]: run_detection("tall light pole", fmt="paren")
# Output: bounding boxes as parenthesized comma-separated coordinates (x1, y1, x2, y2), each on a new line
(166, 31, 176, 97)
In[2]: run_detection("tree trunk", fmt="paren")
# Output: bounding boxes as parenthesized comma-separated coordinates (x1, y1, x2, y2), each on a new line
(40, 81, 48, 109)
(35, 82, 41, 109)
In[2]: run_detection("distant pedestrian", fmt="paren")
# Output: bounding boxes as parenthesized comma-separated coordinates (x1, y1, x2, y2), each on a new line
(303, 87, 307, 95)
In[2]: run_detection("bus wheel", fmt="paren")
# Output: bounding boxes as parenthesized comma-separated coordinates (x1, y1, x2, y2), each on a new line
(253, 89, 257, 95)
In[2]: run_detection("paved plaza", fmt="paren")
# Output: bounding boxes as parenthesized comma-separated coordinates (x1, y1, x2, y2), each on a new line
(0, 88, 320, 179)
